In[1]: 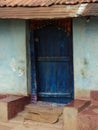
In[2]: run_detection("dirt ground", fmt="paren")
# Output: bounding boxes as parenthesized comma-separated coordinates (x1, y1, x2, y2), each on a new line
(0, 111, 64, 130)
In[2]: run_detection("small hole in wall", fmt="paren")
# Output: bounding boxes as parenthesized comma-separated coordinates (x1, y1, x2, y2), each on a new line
(86, 16, 90, 23)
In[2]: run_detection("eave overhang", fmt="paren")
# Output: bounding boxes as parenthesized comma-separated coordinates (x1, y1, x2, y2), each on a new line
(0, 3, 97, 19)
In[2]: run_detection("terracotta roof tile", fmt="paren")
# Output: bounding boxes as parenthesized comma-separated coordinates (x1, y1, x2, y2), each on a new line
(0, 0, 98, 7)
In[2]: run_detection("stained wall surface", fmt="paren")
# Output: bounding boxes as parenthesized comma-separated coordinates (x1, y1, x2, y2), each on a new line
(0, 20, 28, 95)
(1, 18, 98, 98)
(73, 17, 98, 98)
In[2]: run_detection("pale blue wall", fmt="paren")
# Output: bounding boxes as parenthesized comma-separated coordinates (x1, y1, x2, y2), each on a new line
(0, 20, 28, 95)
(1, 18, 98, 98)
(73, 17, 98, 98)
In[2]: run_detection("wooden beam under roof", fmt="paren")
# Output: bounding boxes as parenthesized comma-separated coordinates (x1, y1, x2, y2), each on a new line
(0, 3, 98, 19)
(0, 5, 79, 19)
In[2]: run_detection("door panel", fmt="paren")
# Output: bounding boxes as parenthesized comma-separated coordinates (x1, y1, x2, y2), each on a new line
(35, 26, 69, 57)
(34, 25, 73, 104)
(37, 62, 71, 93)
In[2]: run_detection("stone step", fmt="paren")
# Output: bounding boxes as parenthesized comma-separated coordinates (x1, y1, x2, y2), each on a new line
(25, 103, 63, 115)
(24, 103, 63, 124)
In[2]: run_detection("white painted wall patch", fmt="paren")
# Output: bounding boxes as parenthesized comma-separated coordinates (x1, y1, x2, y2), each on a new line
(10, 58, 16, 72)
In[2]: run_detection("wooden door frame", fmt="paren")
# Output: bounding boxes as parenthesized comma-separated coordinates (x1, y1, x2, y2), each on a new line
(29, 19, 74, 103)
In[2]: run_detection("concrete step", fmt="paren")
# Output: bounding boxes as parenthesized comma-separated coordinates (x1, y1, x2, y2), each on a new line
(0, 95, 30, 121)
(90, 90, 98, 104)
(63, 99, 91, 130)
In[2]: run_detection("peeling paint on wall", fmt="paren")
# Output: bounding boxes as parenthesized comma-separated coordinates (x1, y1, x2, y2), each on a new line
(10, 58, 25, 77)
(10, 58, 16, 72)
(18, 67, 24, 77)
(0, 20, 27, 95)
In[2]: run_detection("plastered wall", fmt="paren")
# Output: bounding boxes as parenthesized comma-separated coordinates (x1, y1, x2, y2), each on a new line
(0, 20, 28, 95)
(73, 17, 98, 99)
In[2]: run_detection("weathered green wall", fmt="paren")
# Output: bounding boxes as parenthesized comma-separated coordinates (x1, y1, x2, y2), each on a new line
(73, 17, 98, 99)
(0, 20, 28, 95)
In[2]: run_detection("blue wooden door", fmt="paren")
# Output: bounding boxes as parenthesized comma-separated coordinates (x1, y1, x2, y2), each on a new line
(32, 24, 73, 104)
